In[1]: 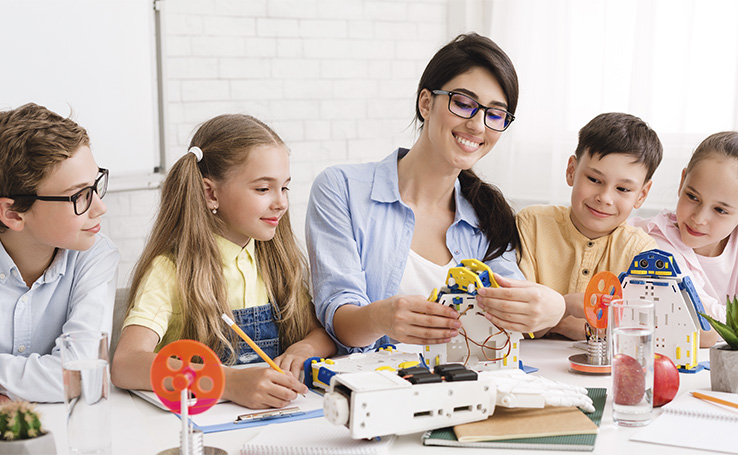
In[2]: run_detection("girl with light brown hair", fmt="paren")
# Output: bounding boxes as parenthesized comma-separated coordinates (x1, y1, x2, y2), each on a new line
(111, 114, 335, 409)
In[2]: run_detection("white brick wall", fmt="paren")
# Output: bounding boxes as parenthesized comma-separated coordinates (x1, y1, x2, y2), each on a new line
(105, 0, 452, 287)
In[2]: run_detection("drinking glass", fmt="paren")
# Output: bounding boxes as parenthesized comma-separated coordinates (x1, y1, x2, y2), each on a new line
(61, 331, 112, 454)
(608, 299, 654, 427)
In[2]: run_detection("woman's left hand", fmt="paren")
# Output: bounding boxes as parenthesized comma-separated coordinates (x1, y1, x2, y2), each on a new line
(475, 274, 565, 333)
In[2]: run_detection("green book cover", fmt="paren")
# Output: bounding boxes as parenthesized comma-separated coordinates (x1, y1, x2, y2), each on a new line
(422, 388, 606, 451)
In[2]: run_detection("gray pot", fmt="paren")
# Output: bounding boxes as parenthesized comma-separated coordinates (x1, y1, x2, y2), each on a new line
(0, 431, 56, 455)
(710, 342, 738, 393)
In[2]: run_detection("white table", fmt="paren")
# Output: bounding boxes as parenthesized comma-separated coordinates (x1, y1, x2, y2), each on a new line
(38, 339, 712, 454)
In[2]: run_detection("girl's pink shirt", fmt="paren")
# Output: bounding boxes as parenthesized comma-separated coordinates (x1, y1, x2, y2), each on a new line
(631, 209, 738, 323)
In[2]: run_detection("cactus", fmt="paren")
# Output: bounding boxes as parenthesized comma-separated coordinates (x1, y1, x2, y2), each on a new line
(0, 402, 45, 441)
(700, 295, 738, 350)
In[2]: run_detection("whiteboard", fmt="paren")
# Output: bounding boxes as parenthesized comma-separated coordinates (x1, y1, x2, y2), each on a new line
(0, 0, 160, 176)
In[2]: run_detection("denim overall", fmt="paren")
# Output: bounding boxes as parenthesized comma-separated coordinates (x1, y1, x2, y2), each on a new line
(227, 303, 281, 365)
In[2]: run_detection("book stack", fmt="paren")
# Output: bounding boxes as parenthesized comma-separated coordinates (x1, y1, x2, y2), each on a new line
(422, 388, 606, 451)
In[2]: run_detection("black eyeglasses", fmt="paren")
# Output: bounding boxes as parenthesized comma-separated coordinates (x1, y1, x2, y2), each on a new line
(432, 90, 515, 132)
(8, 168, 109, 216)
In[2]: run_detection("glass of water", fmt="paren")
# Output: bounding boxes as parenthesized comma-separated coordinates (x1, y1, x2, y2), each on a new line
(608, 299, 654, 427)
(61, 331, 112, 454)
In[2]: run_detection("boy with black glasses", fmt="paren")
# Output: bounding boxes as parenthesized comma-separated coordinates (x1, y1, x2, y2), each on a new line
(0, 103, 119, 402)
(517, 112, 662, 340)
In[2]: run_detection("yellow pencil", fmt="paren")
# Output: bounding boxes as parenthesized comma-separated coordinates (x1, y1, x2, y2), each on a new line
(691, 391, 738, 410)
(221, 313, 286, 374)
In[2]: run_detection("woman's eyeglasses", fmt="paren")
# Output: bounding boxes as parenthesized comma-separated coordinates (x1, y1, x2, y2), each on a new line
(432, 90, 515, 132)
(8, 168, 109, 216)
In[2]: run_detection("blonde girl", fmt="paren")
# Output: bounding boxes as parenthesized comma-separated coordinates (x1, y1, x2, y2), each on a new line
(633, 131, 738, 346)
(112, 114, 335, 409)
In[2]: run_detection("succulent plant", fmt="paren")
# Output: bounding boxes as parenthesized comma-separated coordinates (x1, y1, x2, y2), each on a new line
(0, 401, 45, 441)
(700, 295, 738, 350)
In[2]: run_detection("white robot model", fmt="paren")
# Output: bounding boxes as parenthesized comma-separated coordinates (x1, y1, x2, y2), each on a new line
(323, 364, 594, 439)
(619, 249, 710, 370)
(422, 259, 523, 370)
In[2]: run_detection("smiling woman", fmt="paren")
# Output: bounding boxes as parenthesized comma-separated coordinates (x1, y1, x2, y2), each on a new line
(305, 33, 566, 355)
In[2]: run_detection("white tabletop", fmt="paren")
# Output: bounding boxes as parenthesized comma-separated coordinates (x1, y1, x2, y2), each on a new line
(37, 338, 713, 454)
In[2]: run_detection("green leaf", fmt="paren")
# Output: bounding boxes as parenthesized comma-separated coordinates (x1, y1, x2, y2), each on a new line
(700, 312, 738, 350)
(729, 295, 738, 334)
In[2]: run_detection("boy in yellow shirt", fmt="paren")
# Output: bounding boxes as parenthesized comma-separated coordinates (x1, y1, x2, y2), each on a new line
(516, 113, 661, 340)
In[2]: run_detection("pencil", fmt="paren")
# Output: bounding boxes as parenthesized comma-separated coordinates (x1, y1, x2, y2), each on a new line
(691, 391, 738, 410)
(221, 313, 286, 374)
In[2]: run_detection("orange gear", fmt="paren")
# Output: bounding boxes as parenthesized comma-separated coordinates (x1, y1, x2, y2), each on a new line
(150, 339, 225, 415)
(583, 271, 622, 329)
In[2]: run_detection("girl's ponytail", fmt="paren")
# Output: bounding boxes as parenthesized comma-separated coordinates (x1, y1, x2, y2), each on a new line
(126, 151, 232, 360)
(458, 168, 519, 261)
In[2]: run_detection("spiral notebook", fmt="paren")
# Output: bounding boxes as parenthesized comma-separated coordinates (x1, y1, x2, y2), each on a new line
(631, 390, 738, 454)
(241, 419, 395, 454)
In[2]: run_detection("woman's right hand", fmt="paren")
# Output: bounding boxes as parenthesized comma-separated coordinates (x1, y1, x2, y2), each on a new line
(367, 295, 461, 345)
(224, 366, 308, 409)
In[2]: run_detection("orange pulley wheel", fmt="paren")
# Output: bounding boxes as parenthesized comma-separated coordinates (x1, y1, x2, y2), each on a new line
(583, 271, 622, 329)
(150, 339, 225, 415)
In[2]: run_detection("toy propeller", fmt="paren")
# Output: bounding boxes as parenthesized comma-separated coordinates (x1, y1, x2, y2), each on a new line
(583, 271, 622, 329)
(150, 339, 226, 455)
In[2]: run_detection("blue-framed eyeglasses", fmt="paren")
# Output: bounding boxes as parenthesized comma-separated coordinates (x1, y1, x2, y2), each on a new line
(432, 90, 515, 132)
(8, 168, 109, 216)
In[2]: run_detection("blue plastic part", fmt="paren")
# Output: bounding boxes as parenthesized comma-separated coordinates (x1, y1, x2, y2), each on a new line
(630, 280, 646, 285)
(303, 356, 321, 388)
(652, 281, 669, 287)
(518, 360, 538, 374)
(627, 249, 680, 277)
(478, 270, 491, 288)
(682, 276, 710, 330)
(678, 362, 707, 374)
(453, 296, 463, 305)
(316, 366, 337, 388)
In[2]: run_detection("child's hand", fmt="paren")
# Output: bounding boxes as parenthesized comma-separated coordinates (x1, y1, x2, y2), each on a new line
(225, 366, 308, 409)
(275, 342, 313, 379)
(368, 295, 461, 345)
(475, 274, 565, 333)
(564, 293, 585, 319)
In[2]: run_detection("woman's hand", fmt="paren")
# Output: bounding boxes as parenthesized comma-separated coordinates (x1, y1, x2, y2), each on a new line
(366, 295, 462, 345)
(333, 295, 461, 347)
(475, 274, 565, 333)
(224, 366, 308, 409)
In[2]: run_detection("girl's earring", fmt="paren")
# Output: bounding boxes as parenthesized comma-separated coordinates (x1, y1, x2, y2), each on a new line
(212, 206, 218, 215)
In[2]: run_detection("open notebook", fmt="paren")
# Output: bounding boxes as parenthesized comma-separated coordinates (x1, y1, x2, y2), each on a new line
(631, 390, 738, 454)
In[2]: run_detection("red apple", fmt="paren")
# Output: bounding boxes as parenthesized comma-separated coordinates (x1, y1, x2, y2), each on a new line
(612, 353, 645, 405)
(653, 353, 680, 407)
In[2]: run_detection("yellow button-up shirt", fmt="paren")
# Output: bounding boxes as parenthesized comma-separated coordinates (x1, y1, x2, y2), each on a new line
(516, 205, 657, 294)
(123, 235, 269, 350)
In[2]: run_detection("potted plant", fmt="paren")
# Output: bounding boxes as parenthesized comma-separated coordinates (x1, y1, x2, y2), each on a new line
(0, 401, 56, 454)
(700, 296, 738, 393)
